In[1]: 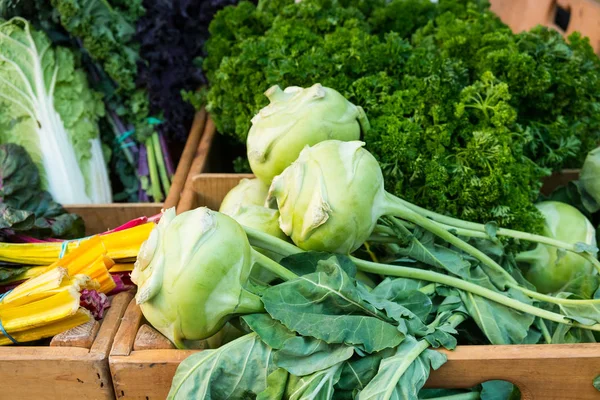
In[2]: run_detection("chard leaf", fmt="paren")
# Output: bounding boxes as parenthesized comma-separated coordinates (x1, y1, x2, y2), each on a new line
(357, 336, 447, 400)
(0, 266, 30, 283)
(459, 289, 535, 344)
(167, 333, 274, 399)
(261, 258, 403, 353)
(285, 362, 343, 400)
(257, 368, 289, 400)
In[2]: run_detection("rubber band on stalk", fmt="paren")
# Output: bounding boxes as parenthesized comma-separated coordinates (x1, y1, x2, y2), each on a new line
(0, 290, 19, 344)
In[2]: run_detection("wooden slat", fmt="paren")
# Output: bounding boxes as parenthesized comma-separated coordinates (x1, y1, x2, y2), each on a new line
(111, 299, 144, 357)
(65, 204, 164, 236)
(163, 108, 207, 209)
(176, 117, 218, 213)
(189, 173, 254, 211)
(428, 343, 600, 400)
(133, 325, 175, 351)
(50, 320, 100, 349)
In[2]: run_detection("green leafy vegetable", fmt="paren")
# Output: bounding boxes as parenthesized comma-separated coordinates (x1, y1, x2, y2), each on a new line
(0, 17, 111, 204)
(0, 143, 84, 239)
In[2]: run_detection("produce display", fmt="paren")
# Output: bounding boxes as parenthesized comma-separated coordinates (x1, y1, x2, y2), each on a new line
(204, 0, 600, 232)
(0, 0, 240, 202)
(0, 0, 599, 397)
(128, 82, 600, 399)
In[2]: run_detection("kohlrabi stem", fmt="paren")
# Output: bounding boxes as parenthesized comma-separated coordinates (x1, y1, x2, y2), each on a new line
(352, 258, 600, 332)
(235, 289, 265, 315)
(243, 227, 600, 332)
(538, 318, 552, 344)
(395, 196, 600, 272)
(251, 249, 298, 281)
(384, 199, 600, 306)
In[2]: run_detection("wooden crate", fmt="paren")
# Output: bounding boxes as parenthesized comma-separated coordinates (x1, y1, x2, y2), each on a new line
(0, 109, 212, 399)
(109, 173, 600, 400)
(490, 0, 600, 54)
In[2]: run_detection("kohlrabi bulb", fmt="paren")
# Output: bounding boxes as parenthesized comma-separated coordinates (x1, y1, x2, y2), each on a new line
(247, 83, 370, 184)
(268, 140, 386, 254)
(579, 146, 600, 212)
(518, 201, 597, 293)
(219, 178, 288, 241)
(219, 178, 269, 215)
(131, 207, 263, 348)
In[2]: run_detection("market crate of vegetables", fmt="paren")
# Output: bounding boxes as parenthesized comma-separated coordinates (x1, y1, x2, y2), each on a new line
(0, 160, 161, 399)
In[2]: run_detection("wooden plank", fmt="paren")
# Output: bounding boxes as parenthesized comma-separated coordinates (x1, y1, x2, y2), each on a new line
(163, 108, 207, 209)
(133, 325, 175, 351)
(428, 343, 600, 399)
(111, 299, 144, 357)
(190, 173, 254, 211)
(176, 117, 218, 213)
(65, 204, 164, 236)
(0, 291, 132, 400)
(50, 320, 100, 349)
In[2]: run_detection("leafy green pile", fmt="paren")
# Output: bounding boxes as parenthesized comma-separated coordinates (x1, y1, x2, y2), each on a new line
(0, 144, 84, 240)
(204, 0, 600, 233)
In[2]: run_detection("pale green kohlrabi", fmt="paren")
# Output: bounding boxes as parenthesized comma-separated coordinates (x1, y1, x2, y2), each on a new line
(247, 83, 370, 184)
(0, 18, 111, 204)
(579, 146, 600, 213)
(267, 140, 600, 306)
(131, 207, 296, 348)
(516, 201, 597, 293)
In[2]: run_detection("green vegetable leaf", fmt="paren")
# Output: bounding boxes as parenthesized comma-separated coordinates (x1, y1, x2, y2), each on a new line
(335, 349, 395, 398)
(0, 266, 31, 283)
(554, 292, 600, 325)
(459, 289, 535, 345)
(261, 257, 403, 353)
(243, 313, 296, 349)
(279, 252, 357, 277)
(357, 336, 446, 400)
(480, 380, 521, 400)
(593, 375, 600, 392)
(274, 336, 354, 376)
(285, 362, 344, 400)
(257, 368, 289, 400)
(168, 333, 275, 399)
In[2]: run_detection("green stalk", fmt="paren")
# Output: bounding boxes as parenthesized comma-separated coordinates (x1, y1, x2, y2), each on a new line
(145, 138, 164, 202)
(422, 393, 481, 400)
(538, 318, 552, 344)
(395, 196, 600, 273)
(251, 249, 298, 281)
(152, 133, 171, 195)
(243, 227, 600, 332)
(384, 200, 600, 307)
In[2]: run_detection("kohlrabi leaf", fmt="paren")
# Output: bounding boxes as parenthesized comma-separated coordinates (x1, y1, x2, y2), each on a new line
(369, 277, 433, 321)
(480, 380, 521, 400)
(593, 375, 600, 392)
(335, 349, 395, 398)
(357, 336, 447, 400)
(257, 368, 288, 400)
(554, 292, 600, 325)
(261, 258, 403, 353)
(274, 336, 354, 376)
(285, 362, 344, 400)
(279, 252, 357, 277)
(243, 314, 355, 376)
(459, 289, 535, 345)
(167, 333, 275, 400)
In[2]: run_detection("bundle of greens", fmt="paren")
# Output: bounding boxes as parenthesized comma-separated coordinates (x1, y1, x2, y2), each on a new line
(0, 143, 84, 241)
(204, 0, 600, 232)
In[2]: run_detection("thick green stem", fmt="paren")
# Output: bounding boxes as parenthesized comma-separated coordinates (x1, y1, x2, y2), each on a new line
(538, 318, 552, 344)
(235, 289, 265, 315)
(251, 249, 298, 281)
(394, 196, 600, 273)
(152, 133, 171, 195)
(385, 199, 600, 306)
(145, 138, 164, 202)
(353, 257, 600, 332)
(243, 228, 600, 332)
(423, 393, 481, 400)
